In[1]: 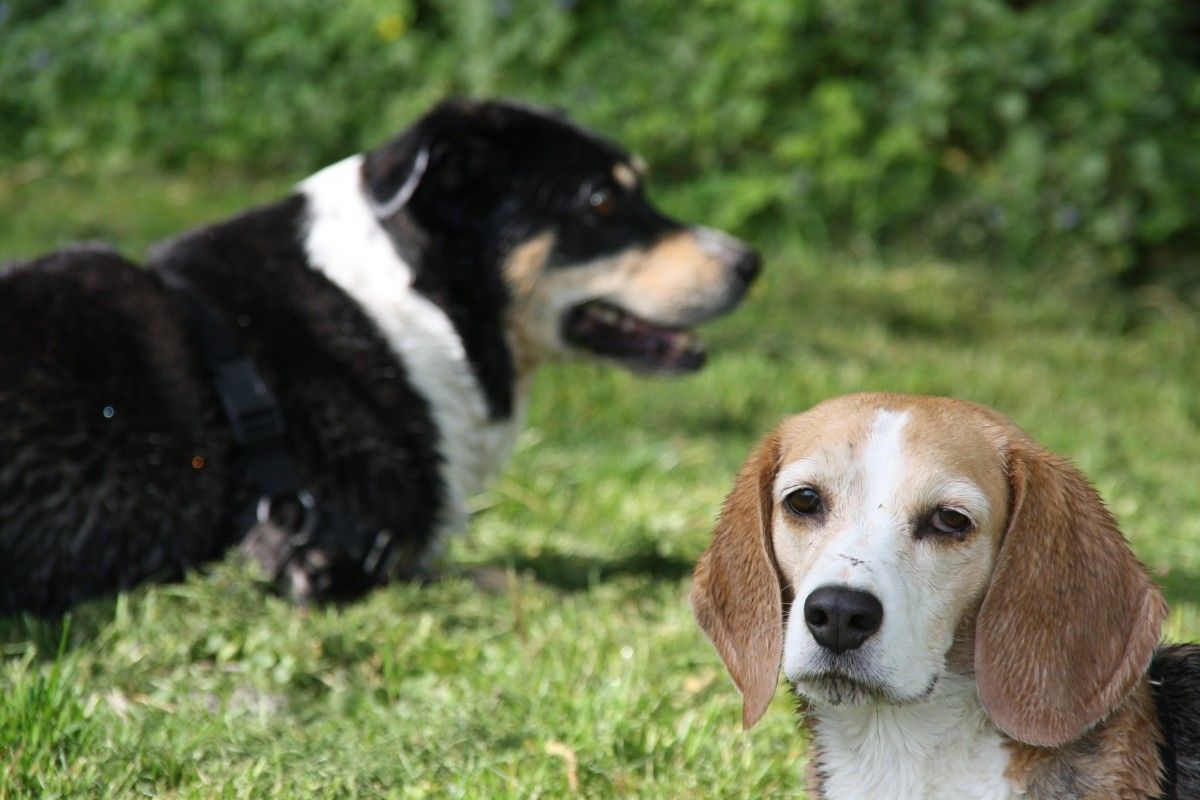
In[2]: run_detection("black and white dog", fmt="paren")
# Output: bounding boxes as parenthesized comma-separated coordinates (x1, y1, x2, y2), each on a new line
(0, 100, 759, 614)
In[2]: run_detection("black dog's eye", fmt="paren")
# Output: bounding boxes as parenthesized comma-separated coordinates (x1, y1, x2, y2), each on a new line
(588, 187, 618, 217)
(928, 507, 972, 536)
(784, 487, 822, 516)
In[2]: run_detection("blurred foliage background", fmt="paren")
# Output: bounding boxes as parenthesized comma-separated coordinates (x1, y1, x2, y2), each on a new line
(2, 0, 1199, 288)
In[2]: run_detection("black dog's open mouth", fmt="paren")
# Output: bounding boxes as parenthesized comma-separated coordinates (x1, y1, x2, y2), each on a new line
(562, 300, 705, 373)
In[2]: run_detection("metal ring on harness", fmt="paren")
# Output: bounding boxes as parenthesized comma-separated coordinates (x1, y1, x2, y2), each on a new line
(256, 489, 318, 543)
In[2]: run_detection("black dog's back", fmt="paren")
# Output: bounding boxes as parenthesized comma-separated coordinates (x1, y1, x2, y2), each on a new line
(0, 246, 233, 614)
(1, 199, 449, 613)
(1150, 643, 1200, 799)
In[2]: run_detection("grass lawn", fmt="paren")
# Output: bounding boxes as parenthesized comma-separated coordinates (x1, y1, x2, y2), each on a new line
(2, 170, 1198, 798)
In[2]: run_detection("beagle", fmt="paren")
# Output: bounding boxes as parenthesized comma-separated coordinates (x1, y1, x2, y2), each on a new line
(691, 393, 1199, 799)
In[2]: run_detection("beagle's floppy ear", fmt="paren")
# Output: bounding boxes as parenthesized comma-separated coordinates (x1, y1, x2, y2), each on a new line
(690, 430, 783, 730)
(975, 440, 1167, 747)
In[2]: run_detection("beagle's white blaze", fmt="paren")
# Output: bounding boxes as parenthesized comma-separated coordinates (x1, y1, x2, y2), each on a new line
(861, 409, 911, 519)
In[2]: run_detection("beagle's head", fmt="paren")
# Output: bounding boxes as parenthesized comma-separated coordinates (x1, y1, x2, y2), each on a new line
(691, 393, 1167, 747)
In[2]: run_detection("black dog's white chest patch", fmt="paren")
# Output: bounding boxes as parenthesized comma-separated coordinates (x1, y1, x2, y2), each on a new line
(299, 154, 524, 541)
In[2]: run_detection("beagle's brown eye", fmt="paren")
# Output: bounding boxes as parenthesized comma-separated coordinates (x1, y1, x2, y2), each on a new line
(588, 187, 618, 216)
(929, 508, 972, 535)
(784, 488, 822, 516)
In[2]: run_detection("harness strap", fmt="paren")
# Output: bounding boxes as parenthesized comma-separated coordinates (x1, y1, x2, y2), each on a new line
(163, 273, 314, 531)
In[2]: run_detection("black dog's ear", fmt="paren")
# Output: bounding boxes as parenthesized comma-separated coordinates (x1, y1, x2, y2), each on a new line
(362, 128, 431, 218)
(361, 99, 512, 221)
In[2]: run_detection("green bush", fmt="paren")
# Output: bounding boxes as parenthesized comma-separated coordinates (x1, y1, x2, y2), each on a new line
(2, 0, 1198, 282)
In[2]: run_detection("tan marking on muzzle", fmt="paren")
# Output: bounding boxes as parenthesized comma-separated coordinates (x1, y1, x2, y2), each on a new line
(501, 232, 557, 374)
(503, 232, 556, 301)
(623, 230, 729, 303)
(538, 230, 732, 327)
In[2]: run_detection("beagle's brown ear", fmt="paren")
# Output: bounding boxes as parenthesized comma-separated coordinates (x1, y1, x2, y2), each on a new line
(975, 441, 1167, 747)
(690, 430, 783, 730)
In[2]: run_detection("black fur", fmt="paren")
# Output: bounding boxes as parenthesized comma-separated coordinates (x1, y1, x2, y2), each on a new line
(1, 99, 728, 614)
(0, 246, 234, 612)
(1, 207, 446, 613)
(1149, 643, 1200, 799)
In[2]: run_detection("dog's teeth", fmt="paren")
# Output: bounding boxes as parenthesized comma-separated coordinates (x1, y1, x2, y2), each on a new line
(594, 307, 620, 324)
(673, 333, 700, 355)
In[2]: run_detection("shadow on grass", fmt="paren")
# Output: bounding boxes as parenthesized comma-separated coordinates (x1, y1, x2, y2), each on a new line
(0, 599, 119, 661)
(0, 563, 260, 660)
(490, 545, 695, 592)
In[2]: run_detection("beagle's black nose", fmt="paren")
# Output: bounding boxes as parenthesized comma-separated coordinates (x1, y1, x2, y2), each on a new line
(804, 586, 884, 654)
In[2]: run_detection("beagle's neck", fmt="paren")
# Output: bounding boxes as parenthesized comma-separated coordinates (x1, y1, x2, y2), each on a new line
(804, 675, 1016, 800)
(1004, 676, 1164, 800)
(804, 674, 1164, 800)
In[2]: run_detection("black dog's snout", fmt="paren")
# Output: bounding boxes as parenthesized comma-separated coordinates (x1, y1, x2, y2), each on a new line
(804, 586, 884, 654)
(731, 247, 761, 286)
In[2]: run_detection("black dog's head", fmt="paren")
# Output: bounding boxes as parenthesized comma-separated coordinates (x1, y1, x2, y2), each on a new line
(361, 99, 760, 374)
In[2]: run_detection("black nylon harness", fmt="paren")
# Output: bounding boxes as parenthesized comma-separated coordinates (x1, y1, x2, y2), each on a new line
(164, 275, 318, 540)
(162, 272, 417, 595)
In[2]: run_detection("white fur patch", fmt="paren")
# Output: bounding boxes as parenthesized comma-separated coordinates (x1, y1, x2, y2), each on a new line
(861, 409, 910, 522)
(298, 155, 523, 556)
(812, 675, 1016, 800)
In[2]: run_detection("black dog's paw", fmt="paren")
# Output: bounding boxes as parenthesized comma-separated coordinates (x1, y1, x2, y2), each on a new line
(239, 521, 405, 605)
(281, 546, 336, 606)
(239, 521, 292, 582)
(238, 521, 319, 604)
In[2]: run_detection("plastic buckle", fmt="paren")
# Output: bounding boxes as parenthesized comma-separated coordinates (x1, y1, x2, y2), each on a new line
(213, 357, 286, 444)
